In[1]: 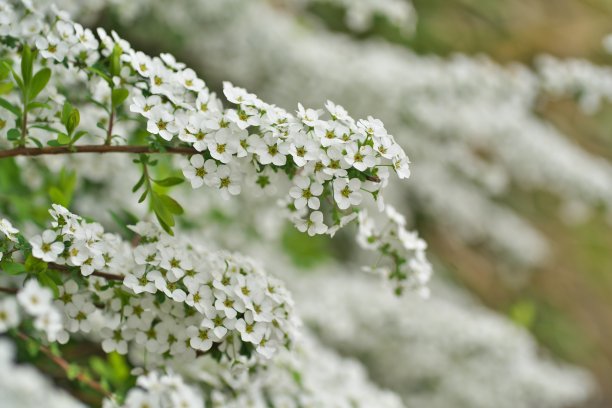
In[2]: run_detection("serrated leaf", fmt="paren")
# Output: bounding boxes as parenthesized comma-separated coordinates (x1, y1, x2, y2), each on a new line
(111, 88, 129, 108)
(152, 176, 184, 187)
(159, 194, 184, 215)
(28, 67, 51, 100)
(0, 97, 20, 116)
(7, 128, 20, 141)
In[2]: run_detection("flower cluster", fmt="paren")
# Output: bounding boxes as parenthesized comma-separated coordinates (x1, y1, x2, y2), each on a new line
(0, 0, 430, 291)
(25, 206, 297, 369)
(357, 205, 431, 295)
(110, 371, 203, 408)
(0, 218, 19, 262)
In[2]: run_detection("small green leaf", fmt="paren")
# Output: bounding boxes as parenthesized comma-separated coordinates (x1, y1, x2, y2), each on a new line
(0, 62, 9, 81)
(67, 364, 80, 380)
(159, 194, 184, 215)
(66, 109, 80, 135)
(49, 186, 68, 207)
(111, 88, 129, 108)
(0, 97, 20, 116)
(38, 271, 59, 297)
(0, 81, 13, 95)
(132, 174, 145, 192)
(28, 67, 51, 100)
(137, 189, 148, 203)
(151, 193, 175, 227)
(87, 66, 111, 84)
(61, 101, 73, 125)
(7, 128, 20, 141)
(71, 130, 87, 144)
(26, 101, 51, 111)
(0, 260, 26, 275)
(21, 44, 33, 87)
(152, 177, 184, 187)
(109, 44, 121, 77)
(57, 133, 71, 145)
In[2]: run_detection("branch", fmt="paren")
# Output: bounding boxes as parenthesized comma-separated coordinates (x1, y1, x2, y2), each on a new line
(48, 263, 124, 281)
(16, 331, 112, 397)
(0, 144, 382, 182)
(0, 286, 18, 294)
(0, 144, 197, 159)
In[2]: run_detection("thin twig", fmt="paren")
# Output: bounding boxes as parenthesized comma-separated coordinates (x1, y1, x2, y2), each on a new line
(48, 262, 124, 281)
(16, 331, 112, 397)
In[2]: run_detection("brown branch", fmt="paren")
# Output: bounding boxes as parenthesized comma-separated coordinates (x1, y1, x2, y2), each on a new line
(0, 286, 18, 294)
(48, 262, 124, 281)
(16, 331, 112, 397)
(0, 144, 197, 159)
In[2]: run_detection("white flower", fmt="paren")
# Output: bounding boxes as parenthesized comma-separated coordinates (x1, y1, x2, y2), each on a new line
(235, 311, 266, 345)
(147, 106, 178, 141)
(130, 95, 162, 118)
(207, 129, 237, 163)
(186, 324, 215, 351)
(177, 68, 205, 92)
(214, 165, 241, 197)
(333, 178, 363, 210)
(182, 155, 218, 189)
(17, 280, 53, 316)
(35, 34, 68, 61)
(392, 153, 411, 179)
(0, 219, 18, 242)
(345, 144, 377, 171)
(289, 176, 323, 210)
(0, 298, 19, 332)
(34, 308, 64, 342)
(295, 211, 328, 236)
(30, 230, 64, 262)
(124, 265, 157, 294)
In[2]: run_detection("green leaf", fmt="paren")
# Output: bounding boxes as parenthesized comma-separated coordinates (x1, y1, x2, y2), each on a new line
(26, 101, 51, 111)
(137, 189, 148, 203)
(0, 81, 13, 95)
(24, 255, 48, 274)
(57, 133, 71, 145)
(111, 88, 129, 108)
(61, 101, 73, 125)
(109, 44, 121, 77)
(0, 62, 9, 81)
(21, 44, 33, 87)
(67, 364, 80, 380)
(0, 260, 26, 275)
(28, 67, 51, 100)
(87, 66, 111, 84)
(132, 174, 145, 192)
(49, 186, 68, 206)
(38, 271, 59, 297)
(29, 136, 43, 148)
(152, 176, 184, 187)
(66, 109, 80, 135)
(151, 193, 175, 227)
(7, 128, 20, 141)
(0, 97, 20, 116)
(159, 194, 184, 215)
(71, 130, 87, 144)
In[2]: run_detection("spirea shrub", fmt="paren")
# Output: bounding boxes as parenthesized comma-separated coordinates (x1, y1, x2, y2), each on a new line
(0, 0, 434, 405)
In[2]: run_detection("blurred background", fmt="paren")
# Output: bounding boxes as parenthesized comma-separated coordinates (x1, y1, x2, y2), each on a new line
(12, 0, 612, 406)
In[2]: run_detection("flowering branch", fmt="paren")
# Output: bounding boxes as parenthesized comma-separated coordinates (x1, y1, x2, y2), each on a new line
(47, 262, 123, 281)
(0, 145, 196, 159)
